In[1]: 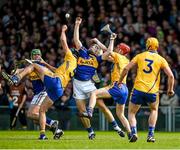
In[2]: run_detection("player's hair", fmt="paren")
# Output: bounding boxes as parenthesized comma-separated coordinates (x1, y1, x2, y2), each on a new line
(146, 37, 159, 51)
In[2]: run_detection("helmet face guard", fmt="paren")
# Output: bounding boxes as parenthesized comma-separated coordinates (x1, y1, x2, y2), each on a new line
(31, 49, 42, 59)
(146, 37, 159, 51)
(116, 43, 130, 55)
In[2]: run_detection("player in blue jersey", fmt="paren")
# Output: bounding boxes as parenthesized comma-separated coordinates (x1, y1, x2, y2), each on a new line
(84, 34, 131, 139)
(9, 49, 61, 137)
(73, 17, 125, 139)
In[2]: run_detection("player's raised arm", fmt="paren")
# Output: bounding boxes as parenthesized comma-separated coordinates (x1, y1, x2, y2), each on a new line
(101, 33, 116, 60)
(73, 17, 82, 50)
(90, 38, 107, 51)
(162, 66, 175, 96)
(60, 25, 70, 53)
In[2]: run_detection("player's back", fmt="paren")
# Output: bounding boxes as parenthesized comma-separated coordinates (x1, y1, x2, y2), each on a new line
(111, 52, 129, 84)
(133, 51, 168, 93)
(9, 83, 26, 107)
(55, 50, 77, 88)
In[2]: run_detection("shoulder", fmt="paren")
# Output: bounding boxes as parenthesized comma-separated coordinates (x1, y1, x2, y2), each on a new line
(79, 46, 88, 52)
(155, 53, 168, 63)
(78, 46, 89, 57)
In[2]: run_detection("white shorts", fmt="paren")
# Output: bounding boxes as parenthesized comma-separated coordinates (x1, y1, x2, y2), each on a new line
(30, 91, 47, 106)
(73, 78, 96, 100)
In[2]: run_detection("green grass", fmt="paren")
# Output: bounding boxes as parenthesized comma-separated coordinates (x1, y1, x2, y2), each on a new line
(0, 131, 179, 149)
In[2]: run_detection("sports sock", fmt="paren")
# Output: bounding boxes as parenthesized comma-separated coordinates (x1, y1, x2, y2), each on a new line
(131, 126, 137, 135)
(148, 126, 155, 137)
(40, 130, 45, 135)
(86, 127, 94, 133)
(46, 117, 54, 126)
(111, 120, 121, 131)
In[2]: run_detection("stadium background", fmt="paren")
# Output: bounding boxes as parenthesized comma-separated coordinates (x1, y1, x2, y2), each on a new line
(0, 0, 180, 132)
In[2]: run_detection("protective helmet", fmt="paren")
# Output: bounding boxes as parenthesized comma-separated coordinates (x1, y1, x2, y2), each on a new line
(116, 43, 130, 55)
(31, 49, 42, 59)
(146, 37, 159, 51)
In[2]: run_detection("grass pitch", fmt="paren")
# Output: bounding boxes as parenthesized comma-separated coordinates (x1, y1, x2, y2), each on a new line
(0, 131, 179, 149)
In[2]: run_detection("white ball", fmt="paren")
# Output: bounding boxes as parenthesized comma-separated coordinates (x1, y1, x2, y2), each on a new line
(65, 13, 70, 19)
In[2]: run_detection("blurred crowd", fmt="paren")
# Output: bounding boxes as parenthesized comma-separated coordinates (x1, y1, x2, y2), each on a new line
(0, 0, 180, 110)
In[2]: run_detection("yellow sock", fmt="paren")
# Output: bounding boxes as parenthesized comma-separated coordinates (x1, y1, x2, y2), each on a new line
(40, 130, 45, 135)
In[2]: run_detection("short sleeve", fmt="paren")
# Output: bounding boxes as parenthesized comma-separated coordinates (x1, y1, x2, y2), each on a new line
(96, 55, 103, 63)
(131, 55, 138, 63)
(111, 52, 118, 63)
(79, 46, 89, 58)
(65, 50, 73, 60)
(161, 57, 169, 69)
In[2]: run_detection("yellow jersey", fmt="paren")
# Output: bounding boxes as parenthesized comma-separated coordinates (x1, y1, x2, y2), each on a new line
(29, 71, 40, 81)
(111, 52, 129, 84)
(55, 50, 77, 88)
(131, 51, 169, 93)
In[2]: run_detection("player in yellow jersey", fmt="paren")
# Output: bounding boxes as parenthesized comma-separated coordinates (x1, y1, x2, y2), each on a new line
(2, 25, 77, 140)
(118, 37, 174, 142)
(84, 33, 131, 138)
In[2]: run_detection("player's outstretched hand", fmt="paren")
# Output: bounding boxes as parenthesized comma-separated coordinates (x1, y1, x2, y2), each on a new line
(62, 25, 67, 32)
(75, 17, 82, 25)
(167, 90, 175, 96)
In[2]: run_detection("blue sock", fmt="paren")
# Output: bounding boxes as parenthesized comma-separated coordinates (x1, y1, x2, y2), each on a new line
(46, 117, 53, 126)
(111, 120, 118, 128)
(86, 127, 93, 133)
(148, 126, 155, 137)
(131, 126, 137, 135)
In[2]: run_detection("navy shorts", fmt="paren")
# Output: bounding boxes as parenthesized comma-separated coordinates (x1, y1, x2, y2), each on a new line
(131, 89, 158, 105)
(108, 83, 128, 104)
(44, 75, 64, 102)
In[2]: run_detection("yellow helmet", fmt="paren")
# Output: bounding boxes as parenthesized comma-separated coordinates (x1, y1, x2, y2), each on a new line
(146, 37, 159, 51)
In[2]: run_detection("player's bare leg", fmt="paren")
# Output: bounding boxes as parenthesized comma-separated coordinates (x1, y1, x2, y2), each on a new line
(27, 105, 57, 130)
(97, 100, 114, 122)
(2, 63, 53, 85)
(88, 88, 111, 117)
(76, 100, 95, 140)
(116, 104, 131, 136)
(39, 96, 53, 139)
(1, 65, 34, 85)
(128, 102, 141, 142)
(27, 105, 40, 121)
(147, 99, 159, 142)
(88, 88, 125, 137)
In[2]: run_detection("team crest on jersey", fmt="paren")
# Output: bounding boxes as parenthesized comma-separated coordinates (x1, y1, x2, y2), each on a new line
(78, 57, 98, 68)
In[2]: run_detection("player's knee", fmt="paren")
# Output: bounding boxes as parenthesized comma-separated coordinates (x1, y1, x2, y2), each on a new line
(27, 110, 38, 119)
(39, 105, 46, 113)
(27, 111, 32, 118)
(78, 108, 86, 114)
(91, 90, 98, 96)
(150, 107, 158, 112)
